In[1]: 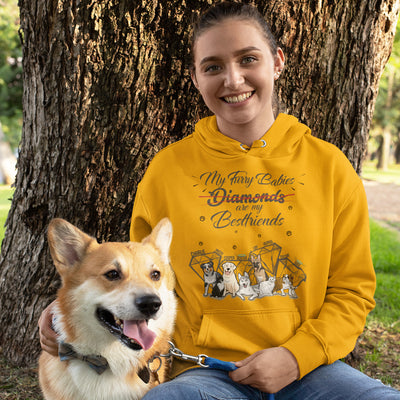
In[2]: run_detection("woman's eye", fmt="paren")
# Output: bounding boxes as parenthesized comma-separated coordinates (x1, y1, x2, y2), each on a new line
(104, 270, 121, 281)
(205, 64, 221, 73)
(241, 56, 256, 64)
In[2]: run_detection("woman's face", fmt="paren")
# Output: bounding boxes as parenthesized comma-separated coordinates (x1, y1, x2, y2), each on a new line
(192, 18, 284, 137)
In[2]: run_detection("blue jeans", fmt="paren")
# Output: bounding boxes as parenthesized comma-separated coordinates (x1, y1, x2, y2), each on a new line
(143, 361, 400, 399)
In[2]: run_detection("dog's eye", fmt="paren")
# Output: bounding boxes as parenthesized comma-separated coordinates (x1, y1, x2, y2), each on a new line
(104, 270, 121, 281)
(150, 270, 161, 281)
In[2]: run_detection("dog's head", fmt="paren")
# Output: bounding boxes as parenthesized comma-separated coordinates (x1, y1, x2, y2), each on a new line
(251, 254, 262, 270)
(222, 262, 236, 275)
(238, 272, 250, 287)
(48, 218, 176, 356)
(200, 261, 214, 275)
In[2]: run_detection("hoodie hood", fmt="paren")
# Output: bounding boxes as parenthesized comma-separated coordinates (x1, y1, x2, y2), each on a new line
(193, 113, 311, 159)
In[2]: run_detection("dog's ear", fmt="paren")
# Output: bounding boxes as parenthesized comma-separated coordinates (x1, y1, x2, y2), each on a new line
(48, 218, 95, 273)
(144, 218, 172, 264)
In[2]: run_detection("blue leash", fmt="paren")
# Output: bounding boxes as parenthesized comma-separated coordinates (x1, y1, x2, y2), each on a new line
(204, 357, 275, 400)
(158, 343, 275, 400)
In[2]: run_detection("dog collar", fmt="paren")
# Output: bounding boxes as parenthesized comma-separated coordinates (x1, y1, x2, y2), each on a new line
(58, 342, 153, 384)
(59, 342, 109, 375)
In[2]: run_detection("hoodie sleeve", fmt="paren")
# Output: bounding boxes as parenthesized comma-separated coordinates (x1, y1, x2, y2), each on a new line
(130, 184, 153, 243)
(281, 181, 376, 378)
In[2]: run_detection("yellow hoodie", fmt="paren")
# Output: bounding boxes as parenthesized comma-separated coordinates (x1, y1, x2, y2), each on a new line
(130, 114, 376, 379)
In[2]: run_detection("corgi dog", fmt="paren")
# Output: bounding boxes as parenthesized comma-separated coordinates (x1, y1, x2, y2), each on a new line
(38, 218, 176, 400)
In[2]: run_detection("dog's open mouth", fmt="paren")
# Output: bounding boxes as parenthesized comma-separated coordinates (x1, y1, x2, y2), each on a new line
(96, 308, 156, 351)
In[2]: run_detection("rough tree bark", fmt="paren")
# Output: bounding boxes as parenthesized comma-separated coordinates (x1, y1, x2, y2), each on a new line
(0, 0, 398, 366)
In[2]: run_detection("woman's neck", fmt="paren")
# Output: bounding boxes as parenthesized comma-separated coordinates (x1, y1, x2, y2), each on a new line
(215, 113, 275, 147)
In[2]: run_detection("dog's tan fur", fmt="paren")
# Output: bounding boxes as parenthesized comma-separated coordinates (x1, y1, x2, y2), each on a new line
(39, 218, 176, 400)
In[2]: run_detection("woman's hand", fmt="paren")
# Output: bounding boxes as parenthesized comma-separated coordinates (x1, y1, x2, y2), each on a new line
(229, 347, 300, 393)
(38, 301, 59, 357)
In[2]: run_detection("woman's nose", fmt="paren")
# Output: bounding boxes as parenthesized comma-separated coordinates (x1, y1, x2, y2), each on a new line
(224, 65, 244, 89)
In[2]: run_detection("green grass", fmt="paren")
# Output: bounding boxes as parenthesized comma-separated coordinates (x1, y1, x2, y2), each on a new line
(361, 161, 400, 329)
(370, 218, 400, 274)
(368, 218, 400, 328)
(0, 185, 14, 239)
(371, 274, 400, 328)
(362, 161, 400, 185)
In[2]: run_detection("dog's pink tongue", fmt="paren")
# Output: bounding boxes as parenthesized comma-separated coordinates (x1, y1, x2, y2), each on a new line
(123, 320, 156, 350)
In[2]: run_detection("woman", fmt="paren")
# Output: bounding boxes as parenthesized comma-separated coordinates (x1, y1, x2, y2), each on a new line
(40, 2, 400, 399)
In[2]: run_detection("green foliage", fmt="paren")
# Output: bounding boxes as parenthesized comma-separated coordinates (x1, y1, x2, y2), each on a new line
(0, 0, 22, 150)
(372, 19, 400, 135)
(0, 185, 13, 239)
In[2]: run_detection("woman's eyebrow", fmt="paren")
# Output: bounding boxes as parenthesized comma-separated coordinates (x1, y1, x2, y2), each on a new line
(234, 46, 262, 55)
(199, 46, 262, 66)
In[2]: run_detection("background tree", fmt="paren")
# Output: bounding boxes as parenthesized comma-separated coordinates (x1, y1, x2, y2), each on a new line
(0, 0, 398, 366)
(371, 18, 400, 168)
(0, 0, 23, 151)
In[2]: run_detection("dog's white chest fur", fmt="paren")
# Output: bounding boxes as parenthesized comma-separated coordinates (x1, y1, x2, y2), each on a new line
(43, 355, 147, 400)
(68, 363, 146, 400)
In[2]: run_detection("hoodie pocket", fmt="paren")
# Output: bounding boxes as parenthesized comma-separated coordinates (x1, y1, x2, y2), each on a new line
(196, 309, 301, 356)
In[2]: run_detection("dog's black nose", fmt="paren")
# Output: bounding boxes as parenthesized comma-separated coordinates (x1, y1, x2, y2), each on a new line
(135, 295, 162, 317)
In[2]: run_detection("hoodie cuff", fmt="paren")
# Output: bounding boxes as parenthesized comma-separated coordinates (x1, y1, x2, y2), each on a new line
(281, 331, 328, 379)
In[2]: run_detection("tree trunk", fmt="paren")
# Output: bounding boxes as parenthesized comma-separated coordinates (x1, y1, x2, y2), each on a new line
(395, 133, 400, 163)
(377, 64, 395, 169)
(0, 0, 398, 366)
(377, 129, 393, 169)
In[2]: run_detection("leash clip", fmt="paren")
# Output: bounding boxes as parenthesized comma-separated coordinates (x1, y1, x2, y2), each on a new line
(161, 341, 209, 368)
(158, 342, 275, 399)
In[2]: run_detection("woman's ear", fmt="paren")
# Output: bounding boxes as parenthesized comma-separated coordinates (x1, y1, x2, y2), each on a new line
(191, 67, 200, 90)
(274, 48, 285, 74)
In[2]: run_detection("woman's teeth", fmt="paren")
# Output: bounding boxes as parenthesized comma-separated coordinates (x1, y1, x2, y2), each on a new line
(224, 92, 252, 104)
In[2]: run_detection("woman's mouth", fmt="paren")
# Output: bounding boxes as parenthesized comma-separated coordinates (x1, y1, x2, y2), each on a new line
(223, 91, 254, 104)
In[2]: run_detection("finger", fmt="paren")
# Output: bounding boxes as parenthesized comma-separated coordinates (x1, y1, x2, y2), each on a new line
(39, 333, 59, 356)
(229, 362, 254, 383)
(39, 324, 57, 344)
(40, 318, 57, 339)
(231, 371, 253, 385)
(232, 371, 274, 394)
(41, 342, 59, 357)
(40, 329, 57, 346)
(234, 350, 260, 367)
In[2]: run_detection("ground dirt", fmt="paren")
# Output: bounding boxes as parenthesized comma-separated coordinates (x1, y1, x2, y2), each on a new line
(0, 181, 399, 398)
(363, 180, 400, 232)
